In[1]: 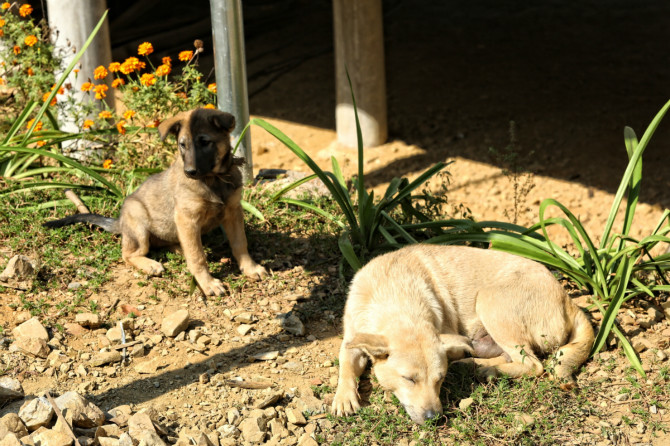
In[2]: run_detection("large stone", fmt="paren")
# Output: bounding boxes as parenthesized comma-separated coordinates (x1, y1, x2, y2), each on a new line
(19, 397, 54, 431)
(160, 310, 189, 337)
(0, 376, 24, 402)
(32, 428, 74, 446)
(98, 438, 120, 446)
(0, 413, 29, 439)
(13, 317, 49, 341)
(54, 391, 105, 428)
(134, 357, 167, 374)
(14, 336, 50, 358)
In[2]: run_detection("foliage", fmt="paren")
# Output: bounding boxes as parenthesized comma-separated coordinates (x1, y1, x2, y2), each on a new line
(238, 76, 455, 271)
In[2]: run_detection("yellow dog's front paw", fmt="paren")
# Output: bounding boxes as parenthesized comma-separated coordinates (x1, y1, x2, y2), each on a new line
(331, 387, 361, 417)
(199, 278, 226, 296)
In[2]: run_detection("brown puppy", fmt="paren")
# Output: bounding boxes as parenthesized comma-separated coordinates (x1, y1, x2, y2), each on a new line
(44, 108, 267, 295)
(332, 244, 594, 424)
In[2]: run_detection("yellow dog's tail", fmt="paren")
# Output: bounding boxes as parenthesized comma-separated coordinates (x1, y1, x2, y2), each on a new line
(553, 303, 595, 382)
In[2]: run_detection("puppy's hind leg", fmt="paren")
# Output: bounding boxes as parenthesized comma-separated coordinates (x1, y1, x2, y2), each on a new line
(121, 202, 164, 276)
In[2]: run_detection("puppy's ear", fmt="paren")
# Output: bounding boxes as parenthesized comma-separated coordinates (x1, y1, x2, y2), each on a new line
(158, 114, 185, 141)
(439, 334, 474, 360)
(346, 333, 389, 362)
(206, 109, 236, 133)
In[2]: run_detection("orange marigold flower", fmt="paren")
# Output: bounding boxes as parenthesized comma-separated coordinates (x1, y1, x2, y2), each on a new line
(42, 91, 56, 106)
(50, 84, 64, 95)
(19, 4, 32, 17)
(147, 119, 160, 128)
(120, 57, 142, 74)
(155, 64, 171, 76)
(102, 159, 113, 169)
(111, 78, 125, 88)
(1, 3, 9, 10)
(140, 73, 156, 87)
(13, 45, 20, 55)
(116, 120, 127, 135)
(93, 65, 108, 80)
(36, 140, 46, 147)
(0, 18, 5, 27)
(207, 83, 217, 94)
(73, 68, 80, 74)
(138, 42, 153, 56)
(204, 104, 216, 109)
(0, 78, 5, 85)
(82, 119, 94, 130)
(26, 67, 34, 76)
(24, 35, 37, 47)
(176, 92, 188, 99)
(94, 84, 108, 99)
(162, 56, 172, 66)
(98, 110, 112, 119)
(108, 62, 121, 72)
(81, 82, 94, 92)
(178, 50, 193, 62)
(123, 110, 136, 120)
(26, 118, 43, 131)
(0, 30, 4, 37)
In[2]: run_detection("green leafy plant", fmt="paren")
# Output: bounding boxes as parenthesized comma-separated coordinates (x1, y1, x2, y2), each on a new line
(237, 76, 453, 271)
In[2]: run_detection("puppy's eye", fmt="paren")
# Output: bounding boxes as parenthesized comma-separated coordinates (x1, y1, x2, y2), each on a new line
(178, 141, 186, 151)
(402, 376, 416, 384)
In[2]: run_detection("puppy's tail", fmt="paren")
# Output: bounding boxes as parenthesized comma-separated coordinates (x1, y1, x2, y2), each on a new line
(43, 213, 121, 234)
(553, 303, 595, 382)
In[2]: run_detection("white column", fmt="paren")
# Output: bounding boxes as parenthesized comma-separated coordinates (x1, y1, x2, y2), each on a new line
(46, 0, 113, 155)
(333, 0, 387, 148)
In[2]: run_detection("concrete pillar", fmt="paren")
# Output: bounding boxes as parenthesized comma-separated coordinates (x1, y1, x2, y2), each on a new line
(46, 0, 113, 139)
(210, 0, 253, 183)
(333, 0, 387, 148)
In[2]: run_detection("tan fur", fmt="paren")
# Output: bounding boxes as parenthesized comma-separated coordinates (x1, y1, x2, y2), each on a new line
(332, 244, 594, 424)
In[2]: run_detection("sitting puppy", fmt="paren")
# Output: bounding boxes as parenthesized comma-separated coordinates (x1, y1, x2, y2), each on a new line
(332, 244, 594, 424)
(44, 108, 267, 295)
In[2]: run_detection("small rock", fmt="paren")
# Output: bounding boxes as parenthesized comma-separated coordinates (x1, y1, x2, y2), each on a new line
(277, 313, 305, 336)
(235, 312, 257, 324)
(459, 397, 474, 411)
(0, 413, 29, 439)
(253, 351, 279, 361)
(134, 357, 167, 374)
(237, 324, 253, 336)
(614, 393, 629, 402)
(14, 337, 50, 358)
(128, 412, 156, 440)
(106, 326, 127, 343)
(227, 408, 241, 426)
(54, 391, 105, 428)
(19, 397, 54, 431)
(297, 434, 318, 446)
(0, 376, 24, 402)
(161, 310, 190, 337)
(256, 393, 283, 409)
(64, 323, 87, 336)
(0, 255, 38, 289)
(90, 351, 122, 367)
(32, 428, 73, 446)
(286, 408, 307, 426)
(0, 433, 22, 446)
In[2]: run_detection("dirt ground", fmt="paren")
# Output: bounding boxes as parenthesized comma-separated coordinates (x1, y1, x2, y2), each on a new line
(3, 0, 670, 444)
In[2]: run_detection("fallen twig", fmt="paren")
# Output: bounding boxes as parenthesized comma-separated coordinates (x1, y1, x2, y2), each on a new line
(225, 379, 273, 390)
(64, 189, 90, 214)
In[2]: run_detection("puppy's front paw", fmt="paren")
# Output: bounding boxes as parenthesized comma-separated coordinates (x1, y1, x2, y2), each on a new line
(199, 278, 226, 296)
(143, 260, 165, 277)
(241, 262, 268, 281)
(331, 386, 361, 417)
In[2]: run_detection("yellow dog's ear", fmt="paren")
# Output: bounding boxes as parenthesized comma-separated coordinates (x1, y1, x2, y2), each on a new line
(346, 333, 389, 362)
(439, 334, 474, 360)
